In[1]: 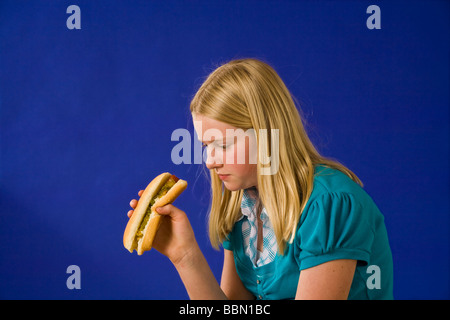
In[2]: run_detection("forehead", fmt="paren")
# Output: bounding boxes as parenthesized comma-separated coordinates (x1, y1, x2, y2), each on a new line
(192, 113, 238, 142)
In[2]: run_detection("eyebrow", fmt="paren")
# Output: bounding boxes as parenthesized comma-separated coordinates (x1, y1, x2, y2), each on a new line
(199, 136, 234, 144)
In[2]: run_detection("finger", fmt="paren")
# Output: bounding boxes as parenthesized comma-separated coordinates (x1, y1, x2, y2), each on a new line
(127, 210, 133, 218)
(155, 204, 180, 217)
(138, 190, 144, 197)
(130, 199, 138, 209)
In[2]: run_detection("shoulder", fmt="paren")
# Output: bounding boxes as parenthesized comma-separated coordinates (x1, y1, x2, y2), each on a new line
(299, 165, 381, 231)
(312, 165, 362, 196)
(298, 166, 383, 236)
(307, 165, 374, 208)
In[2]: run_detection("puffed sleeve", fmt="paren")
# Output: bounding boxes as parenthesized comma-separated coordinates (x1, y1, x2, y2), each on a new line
(295, 192, 374, 270)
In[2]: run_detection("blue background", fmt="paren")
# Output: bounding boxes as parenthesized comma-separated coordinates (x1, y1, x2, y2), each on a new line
(0, 0, 448, 299)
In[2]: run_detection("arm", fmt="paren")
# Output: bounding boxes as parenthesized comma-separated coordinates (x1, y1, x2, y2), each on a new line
(220, 249, 255, 300)
(295, 259, 357, 300)
(153, 204, 227, 300)
(128, 194, 226, 299)
(172, 242, 228, 300)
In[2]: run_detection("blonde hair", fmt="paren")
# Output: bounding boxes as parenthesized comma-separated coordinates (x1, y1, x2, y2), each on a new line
(190, 58, 362, 253)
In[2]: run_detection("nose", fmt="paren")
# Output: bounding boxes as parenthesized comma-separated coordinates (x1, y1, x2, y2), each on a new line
(205, 157, 223, 170)
(206, 162, 223, 170)
(205, 147, 223, 170)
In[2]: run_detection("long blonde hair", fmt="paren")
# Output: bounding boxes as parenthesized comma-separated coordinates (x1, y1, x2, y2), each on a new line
(190, 58, 362, 253)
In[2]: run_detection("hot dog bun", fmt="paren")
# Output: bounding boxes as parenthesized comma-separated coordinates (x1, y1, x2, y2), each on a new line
(123, 172, 188, 255)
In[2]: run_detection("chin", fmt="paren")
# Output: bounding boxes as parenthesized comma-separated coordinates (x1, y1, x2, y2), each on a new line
(223, 180, 255, 192)
(221, 179, 241, 191)
(223, 183, 240, 192)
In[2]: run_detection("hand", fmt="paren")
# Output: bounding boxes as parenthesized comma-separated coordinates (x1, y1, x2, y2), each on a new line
(127, 190, 198, 266)
(127, 190, 225, 299)
(152, 204, 198, 266)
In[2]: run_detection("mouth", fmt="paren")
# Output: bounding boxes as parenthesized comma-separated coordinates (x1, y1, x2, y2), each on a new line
(217, 174, 230, 180)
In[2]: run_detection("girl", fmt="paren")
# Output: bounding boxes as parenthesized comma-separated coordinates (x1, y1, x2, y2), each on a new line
(128, 58, 393, 300)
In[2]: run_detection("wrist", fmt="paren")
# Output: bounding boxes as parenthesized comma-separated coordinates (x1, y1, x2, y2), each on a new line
(170, 242, 226, 300)
(170, 242, 202, 270)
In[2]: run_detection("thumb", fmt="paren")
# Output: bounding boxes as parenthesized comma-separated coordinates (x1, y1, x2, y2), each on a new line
(155, 204, 186, 222)
(155, 204, 178, 216)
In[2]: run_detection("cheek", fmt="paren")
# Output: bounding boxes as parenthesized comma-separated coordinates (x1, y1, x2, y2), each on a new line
(226, 140, 257, 179)
(228, 134, 257, 165)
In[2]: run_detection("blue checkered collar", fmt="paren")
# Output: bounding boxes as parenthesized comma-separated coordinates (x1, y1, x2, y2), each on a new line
(238, 187, 277, 267)
(238, 187, 269, 222)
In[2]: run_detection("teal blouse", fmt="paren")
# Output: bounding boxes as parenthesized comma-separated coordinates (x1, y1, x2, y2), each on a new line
(223, 166, 393, 300)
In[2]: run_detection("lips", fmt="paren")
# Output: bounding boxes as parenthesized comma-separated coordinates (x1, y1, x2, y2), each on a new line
(217, 174, 230, 180)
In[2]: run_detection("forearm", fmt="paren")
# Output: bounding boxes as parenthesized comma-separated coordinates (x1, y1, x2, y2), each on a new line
(173, 244, 228, 300)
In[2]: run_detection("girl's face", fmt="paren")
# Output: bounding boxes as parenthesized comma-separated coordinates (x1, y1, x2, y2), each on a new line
(192, 113, 258, 191)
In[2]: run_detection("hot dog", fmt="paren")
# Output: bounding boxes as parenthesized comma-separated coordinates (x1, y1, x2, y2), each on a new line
(123, 172, 188, 255)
